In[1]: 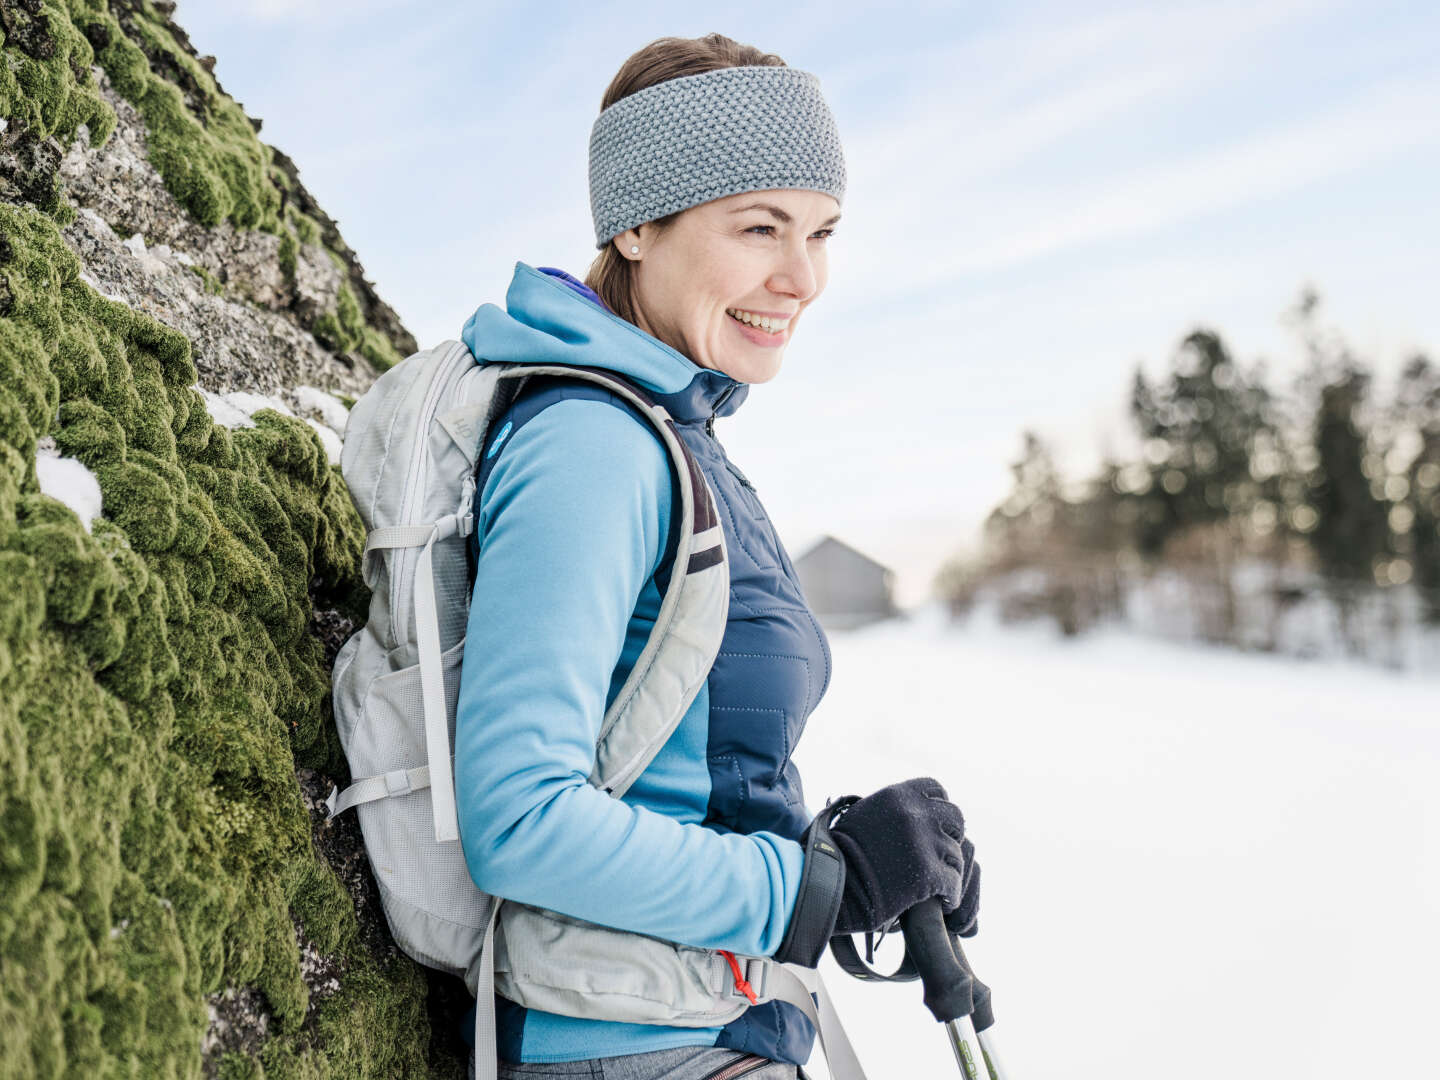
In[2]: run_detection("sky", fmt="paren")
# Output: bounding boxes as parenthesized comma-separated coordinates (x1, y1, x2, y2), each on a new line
(174, 0, 1440, 604)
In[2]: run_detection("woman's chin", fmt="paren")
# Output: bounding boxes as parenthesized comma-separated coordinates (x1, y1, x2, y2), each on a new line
(721, 352, 783, 384)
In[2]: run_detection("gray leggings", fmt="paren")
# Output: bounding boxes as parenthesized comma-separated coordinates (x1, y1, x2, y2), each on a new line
(473, 1045, 802, 1080)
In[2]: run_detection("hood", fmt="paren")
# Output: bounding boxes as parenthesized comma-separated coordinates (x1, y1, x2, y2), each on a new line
(461, 261, 749, 424)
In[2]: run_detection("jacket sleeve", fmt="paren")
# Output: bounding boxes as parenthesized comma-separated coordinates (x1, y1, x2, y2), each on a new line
(453, 397, 805, 957)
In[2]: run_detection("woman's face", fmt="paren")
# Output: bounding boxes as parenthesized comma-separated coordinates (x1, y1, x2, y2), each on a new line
(617, 189, 840, 384)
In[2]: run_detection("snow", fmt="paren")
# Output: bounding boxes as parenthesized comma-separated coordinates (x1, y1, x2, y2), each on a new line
(293, 385, 350, 437)
(220, 390, 295, 422)
(304, 418, 342, 466)
(34, 449, 102, 532)
(196, 387, 298, 430)
(195, 385, 344, 464)
(195, 387, 256, 429)
(797, 605, 1439, 1080)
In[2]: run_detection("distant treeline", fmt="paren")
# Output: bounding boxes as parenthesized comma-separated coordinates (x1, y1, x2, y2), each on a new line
(938, 290, 1440, 664)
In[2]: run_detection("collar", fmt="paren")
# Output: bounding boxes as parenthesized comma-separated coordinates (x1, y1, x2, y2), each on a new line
(481, 262, 749, 424)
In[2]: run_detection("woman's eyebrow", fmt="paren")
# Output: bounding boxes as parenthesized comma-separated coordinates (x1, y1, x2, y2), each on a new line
(729, 202, 843, 227)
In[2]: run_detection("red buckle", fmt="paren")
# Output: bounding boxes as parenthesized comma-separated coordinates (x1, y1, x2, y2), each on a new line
(718, 950, 759, 1005)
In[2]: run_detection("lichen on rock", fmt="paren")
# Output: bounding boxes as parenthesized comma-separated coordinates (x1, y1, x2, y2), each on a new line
(1, 2, 464, 1077)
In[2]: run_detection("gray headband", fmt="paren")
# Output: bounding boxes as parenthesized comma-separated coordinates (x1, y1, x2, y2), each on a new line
(588, 65, 846, 249)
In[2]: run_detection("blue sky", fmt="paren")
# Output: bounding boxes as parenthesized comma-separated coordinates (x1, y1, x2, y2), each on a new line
(175, 0, 1440, 602)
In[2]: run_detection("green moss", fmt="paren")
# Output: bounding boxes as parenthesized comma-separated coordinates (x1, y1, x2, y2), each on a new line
(285, 207, 320, 246)
(0, 0, 115, 151)
(188, 263, 223, 296)
(0, 196, 441, 1075)
(360, 327, 402, 372)
(277, 228, 297, 282)
(4, 0, 406, 375)
(68, 1, 280, 231)
(218, 1051, 264, 1080)
(311, 282, 366, 357)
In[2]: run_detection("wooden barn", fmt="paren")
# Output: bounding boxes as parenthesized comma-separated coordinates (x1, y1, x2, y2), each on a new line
(794, 535, 898, 629)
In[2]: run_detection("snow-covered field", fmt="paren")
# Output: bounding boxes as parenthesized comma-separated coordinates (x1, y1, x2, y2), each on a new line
(795, 607, 1438, 1079)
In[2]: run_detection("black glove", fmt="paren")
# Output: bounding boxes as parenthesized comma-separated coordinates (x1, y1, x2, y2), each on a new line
(945, 835, 980, 938)
(829, 777, 978, 936)
(773, 777, 981, 967)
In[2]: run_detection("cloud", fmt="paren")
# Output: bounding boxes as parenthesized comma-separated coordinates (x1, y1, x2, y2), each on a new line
(923, 74, 1440, 282)
(822, 0, 1348, 299)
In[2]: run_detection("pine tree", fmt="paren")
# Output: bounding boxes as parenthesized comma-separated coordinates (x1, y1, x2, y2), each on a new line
(1127, 329, 1283, 556)
(1395, 356, 1440, 620)
(1309, 368, 1388, 586)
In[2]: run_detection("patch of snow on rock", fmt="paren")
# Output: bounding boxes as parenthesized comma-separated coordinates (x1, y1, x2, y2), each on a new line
(35, 450, 103, 532)
(196, 386, 342, 464)
(196, 386, 254, 429)
(293, 385, 350, 437)
(305, 419, 342, 466)
(222, 390, 295, 421)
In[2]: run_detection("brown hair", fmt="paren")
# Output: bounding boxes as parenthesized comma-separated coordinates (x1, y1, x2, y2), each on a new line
(583, 34, 787, 326)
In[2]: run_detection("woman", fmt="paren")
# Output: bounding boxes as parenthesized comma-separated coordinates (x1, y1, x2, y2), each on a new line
(455, 34, 980, 1080)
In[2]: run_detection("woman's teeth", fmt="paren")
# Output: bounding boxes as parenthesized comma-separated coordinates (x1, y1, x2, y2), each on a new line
(726, 308, 789, 333)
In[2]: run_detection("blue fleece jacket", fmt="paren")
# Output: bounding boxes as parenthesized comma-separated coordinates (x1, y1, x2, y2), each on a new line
(455, 262, 830, 1064)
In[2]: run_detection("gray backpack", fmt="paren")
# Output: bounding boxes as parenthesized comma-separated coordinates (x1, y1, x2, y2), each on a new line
(326, 341, 864, 1079)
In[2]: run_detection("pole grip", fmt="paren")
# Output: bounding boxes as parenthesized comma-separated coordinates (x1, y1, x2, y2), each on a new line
(954, 939, 994, 1033)
(899, 898, 973, 1024)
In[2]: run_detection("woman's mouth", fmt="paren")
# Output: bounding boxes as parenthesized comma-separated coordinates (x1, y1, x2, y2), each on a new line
(725, 307, 790, 347)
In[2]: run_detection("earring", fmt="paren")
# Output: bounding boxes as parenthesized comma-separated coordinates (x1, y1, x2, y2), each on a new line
(630, 245, 639, 255)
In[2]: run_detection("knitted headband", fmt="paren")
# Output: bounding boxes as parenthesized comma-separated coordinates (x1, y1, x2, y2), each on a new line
(588, 65, 847, 249)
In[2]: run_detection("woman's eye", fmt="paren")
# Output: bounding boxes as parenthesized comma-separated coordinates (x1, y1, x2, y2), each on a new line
(745, 225, 837, 239)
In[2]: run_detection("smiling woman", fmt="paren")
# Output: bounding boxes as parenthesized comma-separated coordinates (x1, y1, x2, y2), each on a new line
(386, 31, 982, 1080)
(610, 189, 841, 384)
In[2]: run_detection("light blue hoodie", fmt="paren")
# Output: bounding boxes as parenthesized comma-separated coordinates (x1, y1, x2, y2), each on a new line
(455, 263, 829, 1064)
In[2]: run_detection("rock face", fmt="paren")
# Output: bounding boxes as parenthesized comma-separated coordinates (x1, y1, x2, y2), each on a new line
(0, 2, 463, 1077)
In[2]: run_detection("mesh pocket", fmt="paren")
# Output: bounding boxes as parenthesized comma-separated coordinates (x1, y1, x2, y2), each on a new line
(351, 637, 491, 970)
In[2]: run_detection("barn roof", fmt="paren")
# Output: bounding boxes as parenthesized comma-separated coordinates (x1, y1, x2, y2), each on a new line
(794, 534, 893, 576)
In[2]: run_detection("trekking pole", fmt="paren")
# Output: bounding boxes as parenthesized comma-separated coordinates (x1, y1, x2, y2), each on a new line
(952, 936, 1008, 1080)
(898, 899, 1009, 1080)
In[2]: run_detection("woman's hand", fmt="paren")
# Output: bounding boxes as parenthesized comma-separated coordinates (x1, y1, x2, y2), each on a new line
(828, 777, 980, 937)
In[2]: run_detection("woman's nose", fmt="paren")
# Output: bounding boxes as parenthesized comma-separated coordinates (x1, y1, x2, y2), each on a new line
(768, 243, 820, 302)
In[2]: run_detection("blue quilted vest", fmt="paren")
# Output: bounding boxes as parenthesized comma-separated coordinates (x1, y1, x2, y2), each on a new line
(659, 375, 833, 1061)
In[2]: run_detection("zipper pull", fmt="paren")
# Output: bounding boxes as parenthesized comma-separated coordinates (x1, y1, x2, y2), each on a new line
(706, 381, 738, 438)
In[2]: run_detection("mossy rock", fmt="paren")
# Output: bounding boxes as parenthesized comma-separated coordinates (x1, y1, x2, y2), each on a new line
(0, 175, 451, 1080)
(0, 0, 410, 369)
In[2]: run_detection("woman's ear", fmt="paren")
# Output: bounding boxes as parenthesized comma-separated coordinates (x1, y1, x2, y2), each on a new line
(613, 227, 643, 260)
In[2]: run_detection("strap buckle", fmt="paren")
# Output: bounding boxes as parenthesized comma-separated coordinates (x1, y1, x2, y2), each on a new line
(720, 952, 769, 1002)
(384, 768, 414, 796)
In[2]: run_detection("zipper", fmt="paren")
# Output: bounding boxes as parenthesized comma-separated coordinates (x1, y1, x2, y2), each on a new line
(699, 1055, 772, 1080)
(703, 383, 758, 491)
(705, 382, 739, 438)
